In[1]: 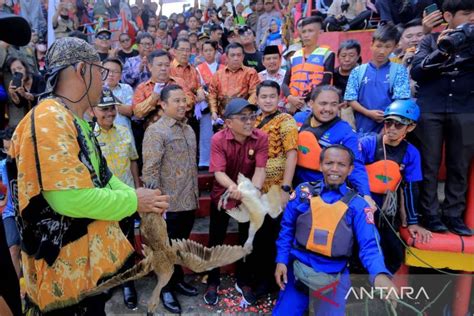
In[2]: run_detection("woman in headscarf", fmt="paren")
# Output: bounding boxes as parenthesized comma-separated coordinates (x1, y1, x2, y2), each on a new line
(260, 17, 286, 52)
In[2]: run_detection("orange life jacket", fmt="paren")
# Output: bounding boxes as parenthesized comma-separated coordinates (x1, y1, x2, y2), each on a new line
(289, 46, 332, 97)
(295, 189, 357, 258)
(365, 135, 408, 194)
(297, 116, 340, 171)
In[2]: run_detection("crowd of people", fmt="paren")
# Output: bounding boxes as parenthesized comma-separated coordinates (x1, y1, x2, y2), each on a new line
(0, 0, 473, 315)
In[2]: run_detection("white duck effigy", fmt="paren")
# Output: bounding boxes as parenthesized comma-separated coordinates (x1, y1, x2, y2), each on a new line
(219, 173, 283, 252)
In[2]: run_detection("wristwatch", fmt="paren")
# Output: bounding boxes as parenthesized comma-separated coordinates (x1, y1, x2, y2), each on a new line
(281, 185, 292, 193)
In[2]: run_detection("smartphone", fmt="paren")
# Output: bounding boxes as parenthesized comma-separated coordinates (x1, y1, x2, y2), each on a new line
(424, 3, 438, 15)
(12, 72, 23, 88)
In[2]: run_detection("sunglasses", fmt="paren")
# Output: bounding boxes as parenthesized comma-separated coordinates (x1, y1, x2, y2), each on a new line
(384, 119, 408, 129)
(231, 113, 258, 123)
(97, 34, 111, 40)
(120, 38, 131, 43)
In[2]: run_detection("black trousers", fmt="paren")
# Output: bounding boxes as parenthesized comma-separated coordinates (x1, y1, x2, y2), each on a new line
(163, 210, 196, 291)
(413, 113, 474, 218)
(207, 201, 251, 287)
(250, 215, 281, 290)
(207, 202, 281, 288)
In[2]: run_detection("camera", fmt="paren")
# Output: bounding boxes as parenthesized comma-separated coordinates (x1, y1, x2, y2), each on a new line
(438, 23, 474, 54)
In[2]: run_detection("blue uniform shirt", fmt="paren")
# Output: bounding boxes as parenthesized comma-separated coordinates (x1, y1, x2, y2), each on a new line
(344, 61, 411, 135)
(276, 181, 391, 283)
(294, 111, 371, 196)
(359, 135, 422, 225)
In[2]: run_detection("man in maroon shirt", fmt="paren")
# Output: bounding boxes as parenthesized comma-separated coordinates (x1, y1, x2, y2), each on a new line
(204, 98, 269, 307)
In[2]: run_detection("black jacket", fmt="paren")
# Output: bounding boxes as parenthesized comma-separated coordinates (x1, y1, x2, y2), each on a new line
(410, 32, 474, 113)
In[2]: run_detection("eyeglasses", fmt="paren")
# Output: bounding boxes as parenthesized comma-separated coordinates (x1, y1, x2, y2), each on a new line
(108, 70, 122, 75)
(231, 113, 258, 123)
(384, 119, 408, 129)
(140, 42, 153, 47)
(88, 63, 110, 81)
(97, 34, 111, 40)
(120, 38, 131, 43)
(176, 48, 191, 53)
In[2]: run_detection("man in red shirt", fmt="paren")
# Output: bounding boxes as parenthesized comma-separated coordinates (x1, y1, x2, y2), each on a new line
(204, 98, 269, 307)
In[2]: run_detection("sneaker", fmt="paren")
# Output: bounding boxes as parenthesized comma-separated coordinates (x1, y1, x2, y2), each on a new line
(203, 285, 219, 305)
(235, 283, 256, 305)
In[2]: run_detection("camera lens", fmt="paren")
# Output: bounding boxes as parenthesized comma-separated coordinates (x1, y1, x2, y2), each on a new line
(438, 32, 466, 54)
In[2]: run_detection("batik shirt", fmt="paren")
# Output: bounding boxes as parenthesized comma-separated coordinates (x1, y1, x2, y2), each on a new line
(95, 124, 138, 188)
(255, 112, 298, 192)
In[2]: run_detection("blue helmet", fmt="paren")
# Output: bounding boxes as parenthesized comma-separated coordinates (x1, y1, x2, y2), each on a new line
(384, 99, 420, 123)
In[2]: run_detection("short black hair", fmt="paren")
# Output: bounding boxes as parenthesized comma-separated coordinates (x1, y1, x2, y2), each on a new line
(174, 38, 191, 49)
(337, 39, 361, 56)
(136, 32, 155, 45)
(372, 22, 401, 44)
(310, 85, 342, 103)
(102, 58, 123, 72)
(402, 18, 423, 30)
(147, 49, 171, 64)
(210, 24, 223, 33)
(203, 40, 219, 50)
(443, 0, 474, 14)
(257, 80, 281, 96)
(119, 32, 130, 39)
(225, 42, 244, 54)
(320, 144, 355, 166)
(160, 84, 184, 102)
(301, 16, 323, 28)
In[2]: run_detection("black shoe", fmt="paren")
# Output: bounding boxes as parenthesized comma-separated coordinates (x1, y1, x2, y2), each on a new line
(160, 290, 181, 314)
(122, 284, 137, 310)
(443, 217, 473, 236)
(424, 215, 448, 233)
(203, 285, 219, 305)
(235, 283, 256, 305)
(175, 281, 198, 296)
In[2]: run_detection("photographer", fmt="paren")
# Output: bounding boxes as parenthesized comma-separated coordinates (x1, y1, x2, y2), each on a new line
(6, 57, 45, 125)
(410, 0, 474, 236)
(52, 1, 78, 39)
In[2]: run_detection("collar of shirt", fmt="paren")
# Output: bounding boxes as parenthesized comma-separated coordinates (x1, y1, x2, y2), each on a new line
(260, 68, 284, 79)
(161, 114, 187, 127)
(368, 60, 391, 69)
(224, 127, 259, 141)
(319, 181, 348, 201)
(224, 65, 244, 73)
(172, 59, 191, 69)
(94, 123, 117, 134)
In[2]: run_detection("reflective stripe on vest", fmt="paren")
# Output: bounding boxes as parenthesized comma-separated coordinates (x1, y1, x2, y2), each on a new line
(366, 135, 407, 194)
(295, 190, 356, 258)
(289, 47, 331, 97)
(297, 116, 340, 171)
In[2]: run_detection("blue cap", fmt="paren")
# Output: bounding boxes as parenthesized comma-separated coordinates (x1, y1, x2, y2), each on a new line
(384, 99, 420, 123)
(223, 98, 258, 118)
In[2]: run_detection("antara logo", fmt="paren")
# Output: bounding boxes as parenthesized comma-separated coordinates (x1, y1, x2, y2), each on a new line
(344, 286, 430, 301)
